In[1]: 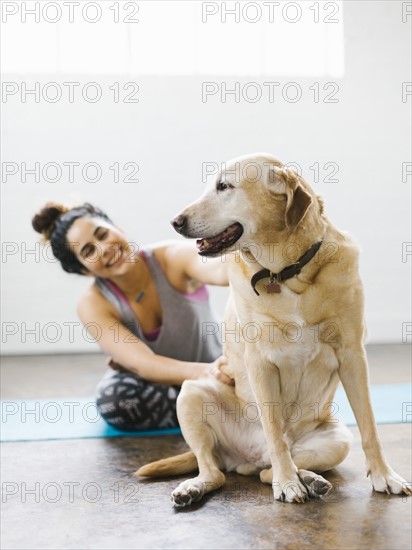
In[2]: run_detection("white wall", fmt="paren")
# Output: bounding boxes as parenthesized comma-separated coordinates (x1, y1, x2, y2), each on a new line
(1, 1, 411, 354)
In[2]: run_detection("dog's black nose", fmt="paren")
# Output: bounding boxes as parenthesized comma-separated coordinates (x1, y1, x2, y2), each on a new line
(171, 215, 187, 233)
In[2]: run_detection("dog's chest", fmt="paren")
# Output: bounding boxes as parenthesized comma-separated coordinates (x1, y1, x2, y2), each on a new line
(233, 283, 337, 373)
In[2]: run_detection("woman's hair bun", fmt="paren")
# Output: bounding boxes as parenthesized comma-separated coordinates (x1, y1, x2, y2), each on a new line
(32, 202, 70, 242)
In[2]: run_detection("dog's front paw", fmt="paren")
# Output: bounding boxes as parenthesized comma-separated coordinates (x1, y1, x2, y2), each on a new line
(272, 475, 309, 503)
(171, 478, 204, 507)
(369, 467, 411, 496)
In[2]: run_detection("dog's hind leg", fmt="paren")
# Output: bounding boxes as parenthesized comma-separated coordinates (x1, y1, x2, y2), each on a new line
(260, 422, 352, 499)
(293, 421, 352, 498)
(171, 380, 227, 507)
(291, 420, 353, 472)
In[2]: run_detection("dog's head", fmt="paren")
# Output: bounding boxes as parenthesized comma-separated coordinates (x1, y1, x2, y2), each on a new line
(171, 153, 318, 257)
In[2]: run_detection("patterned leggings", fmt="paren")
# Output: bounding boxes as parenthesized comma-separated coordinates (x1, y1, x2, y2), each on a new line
(95, 368, 180, 431)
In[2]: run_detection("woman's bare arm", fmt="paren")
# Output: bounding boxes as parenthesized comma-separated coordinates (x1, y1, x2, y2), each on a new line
(77, 294, 233, 385)
(165, 241, 229, 286)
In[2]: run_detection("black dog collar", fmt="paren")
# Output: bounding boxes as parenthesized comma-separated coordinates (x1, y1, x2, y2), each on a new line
(251, 241, 323, 296)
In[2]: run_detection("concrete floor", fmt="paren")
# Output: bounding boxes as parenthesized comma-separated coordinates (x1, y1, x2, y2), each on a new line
(1, 345, 411, 549)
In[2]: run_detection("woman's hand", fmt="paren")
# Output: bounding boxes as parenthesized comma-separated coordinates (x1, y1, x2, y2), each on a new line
(201, 356, 235, 386)
(106, 354, 235, 386)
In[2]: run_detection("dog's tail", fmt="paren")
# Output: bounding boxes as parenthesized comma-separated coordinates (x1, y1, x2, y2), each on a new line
(135, 451, 198, 478)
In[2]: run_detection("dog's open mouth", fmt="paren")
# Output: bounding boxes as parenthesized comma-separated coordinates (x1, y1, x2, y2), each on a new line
(196, 222, 244, 256)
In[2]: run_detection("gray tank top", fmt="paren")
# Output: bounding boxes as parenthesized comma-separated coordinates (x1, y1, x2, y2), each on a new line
(94, 246, 222, 363)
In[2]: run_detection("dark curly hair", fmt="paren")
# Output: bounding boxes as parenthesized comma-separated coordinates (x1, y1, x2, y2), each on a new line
(32, 201, 114, 275)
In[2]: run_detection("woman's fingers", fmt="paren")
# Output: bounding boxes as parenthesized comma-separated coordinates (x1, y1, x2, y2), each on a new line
(212, 357, 234, 385)
(217, 371, 235, 385)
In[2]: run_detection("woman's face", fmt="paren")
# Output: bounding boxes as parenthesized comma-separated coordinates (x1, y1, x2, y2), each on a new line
(66, 216, 138, 276)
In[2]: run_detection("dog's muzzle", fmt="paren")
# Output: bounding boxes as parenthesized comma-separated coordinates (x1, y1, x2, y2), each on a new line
(171, 215, 244, 256)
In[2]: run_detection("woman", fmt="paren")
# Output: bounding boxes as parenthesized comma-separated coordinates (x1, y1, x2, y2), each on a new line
(32, 201, 233, 431)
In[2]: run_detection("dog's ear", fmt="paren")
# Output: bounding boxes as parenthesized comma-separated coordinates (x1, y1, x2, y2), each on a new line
(286, 185, 313, 228)
(268, 166, 313, 229)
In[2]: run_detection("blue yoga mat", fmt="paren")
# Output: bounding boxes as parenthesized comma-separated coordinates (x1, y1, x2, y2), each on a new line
(1, 384, 410, 442)
(0, 398, 181, 442)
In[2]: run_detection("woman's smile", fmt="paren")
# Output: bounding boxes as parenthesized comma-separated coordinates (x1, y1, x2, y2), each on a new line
(106, 247, 125, 269)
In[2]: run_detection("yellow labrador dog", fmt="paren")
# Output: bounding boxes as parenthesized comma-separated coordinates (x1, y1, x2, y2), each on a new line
(137, 153, 410, 505)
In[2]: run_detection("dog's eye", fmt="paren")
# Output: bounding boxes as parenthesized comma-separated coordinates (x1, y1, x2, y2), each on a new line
(216, 181, 232, 192)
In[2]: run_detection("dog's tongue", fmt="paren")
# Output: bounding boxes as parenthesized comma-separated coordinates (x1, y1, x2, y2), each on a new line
(196, 224, 240, 252)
